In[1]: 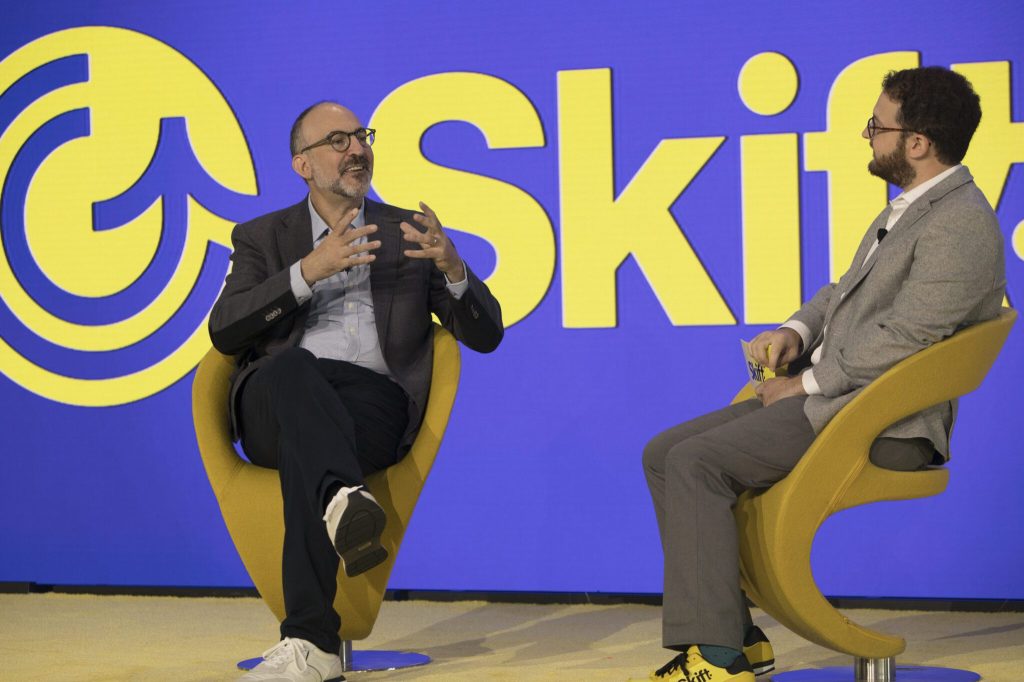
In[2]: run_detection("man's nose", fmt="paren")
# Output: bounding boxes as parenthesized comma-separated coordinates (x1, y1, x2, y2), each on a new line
(342, 145, 367, 164)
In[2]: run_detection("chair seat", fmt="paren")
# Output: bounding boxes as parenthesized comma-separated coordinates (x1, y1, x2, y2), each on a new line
(192, 324, 461, 641)
(836, 464, 947, 513)
(733, 308, 1016, 659)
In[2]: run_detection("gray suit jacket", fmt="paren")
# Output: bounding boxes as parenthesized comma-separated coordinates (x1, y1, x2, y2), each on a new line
(787, 166, 1005, 458)
(208, 197, 503, 453)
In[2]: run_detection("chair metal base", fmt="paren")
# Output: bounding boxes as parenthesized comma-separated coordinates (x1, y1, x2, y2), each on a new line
(772, 666, 981, 682)
(342, 650, 431, 671)
(238, 640, 431, 673)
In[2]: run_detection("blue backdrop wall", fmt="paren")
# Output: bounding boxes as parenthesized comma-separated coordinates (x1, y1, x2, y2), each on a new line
(1, 0, 1022, 599)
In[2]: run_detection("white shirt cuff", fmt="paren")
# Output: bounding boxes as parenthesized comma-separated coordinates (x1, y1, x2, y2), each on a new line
(801, 368, 823, 395)
(290, 261, 313, 303)
(781, 320, 812, 354)
(445, 272, 469, 300)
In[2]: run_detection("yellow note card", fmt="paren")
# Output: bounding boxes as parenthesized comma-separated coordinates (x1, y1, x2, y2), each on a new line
(740, 339, 786, 384)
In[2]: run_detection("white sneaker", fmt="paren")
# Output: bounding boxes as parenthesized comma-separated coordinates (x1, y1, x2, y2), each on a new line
(239, 637, 344, 681)
(323, 485, 388, 577)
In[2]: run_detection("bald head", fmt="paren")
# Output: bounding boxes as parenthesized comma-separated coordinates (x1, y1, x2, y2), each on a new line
(289, 101, 361, 156)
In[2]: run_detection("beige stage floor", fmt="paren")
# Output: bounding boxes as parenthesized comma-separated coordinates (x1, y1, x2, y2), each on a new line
(1, 593, 1022, 681)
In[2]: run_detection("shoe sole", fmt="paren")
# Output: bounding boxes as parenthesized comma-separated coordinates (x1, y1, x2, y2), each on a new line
(333, 494, 388, 578)
(751, 659, 775, 676)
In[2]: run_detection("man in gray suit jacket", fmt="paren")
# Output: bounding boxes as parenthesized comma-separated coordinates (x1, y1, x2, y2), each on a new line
(637, 67, 1005, 682)
(209, 101, 502, 682)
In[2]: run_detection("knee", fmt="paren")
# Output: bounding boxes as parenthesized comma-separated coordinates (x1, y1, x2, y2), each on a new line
(644, 427, 712, 478)
(664, 440, 713, 481)
(643, 432, 674, 475)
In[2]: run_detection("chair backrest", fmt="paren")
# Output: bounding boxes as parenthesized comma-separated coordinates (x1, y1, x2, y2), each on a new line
(192, 324, 461, 640)
(733, 308, 1016, 658)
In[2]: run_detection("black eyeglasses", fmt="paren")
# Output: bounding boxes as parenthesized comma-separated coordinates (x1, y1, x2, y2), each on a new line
(300, 128, 376, 154)
(866, 117, 916, 139)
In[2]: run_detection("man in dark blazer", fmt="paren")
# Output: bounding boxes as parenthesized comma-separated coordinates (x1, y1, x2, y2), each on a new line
(209, 101, 502, 682)
(636, 68, 1005, 682)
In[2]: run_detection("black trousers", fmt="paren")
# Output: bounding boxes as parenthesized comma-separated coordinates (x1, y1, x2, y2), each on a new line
(238, 347, 409, 653)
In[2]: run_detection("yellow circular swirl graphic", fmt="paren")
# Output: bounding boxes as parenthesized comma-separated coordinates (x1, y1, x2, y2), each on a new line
(0, 27, 256, 406)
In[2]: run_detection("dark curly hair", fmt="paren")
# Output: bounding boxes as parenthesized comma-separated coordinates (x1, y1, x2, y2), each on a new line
(881, 67, 981, 165)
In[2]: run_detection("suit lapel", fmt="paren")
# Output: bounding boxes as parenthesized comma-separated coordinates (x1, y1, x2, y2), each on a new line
(366, 198, 400, 340)
(841, 167, 975, 299)
(820, 206, 890, 332)
(277, 198, 315, 267)
(841, 207, 891, 295)
(851, 208, 890, 274)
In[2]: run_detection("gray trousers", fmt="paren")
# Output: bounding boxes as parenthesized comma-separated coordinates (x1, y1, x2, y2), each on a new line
(642, 396, 933, 651)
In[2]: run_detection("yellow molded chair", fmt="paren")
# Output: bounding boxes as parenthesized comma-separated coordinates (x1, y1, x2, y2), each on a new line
(192, 324, 460, 672)
(733, 308, 1016, 682)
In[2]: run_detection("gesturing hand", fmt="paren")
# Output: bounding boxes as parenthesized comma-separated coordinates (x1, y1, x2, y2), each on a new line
(749, 327, 803, 371)
(399, 201, 466, 282)
(300, 207, 382, 286)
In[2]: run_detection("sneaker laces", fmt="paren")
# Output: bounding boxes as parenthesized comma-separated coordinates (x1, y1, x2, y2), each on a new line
(259, 637, 309, 672)
(654, 652, 689, 678)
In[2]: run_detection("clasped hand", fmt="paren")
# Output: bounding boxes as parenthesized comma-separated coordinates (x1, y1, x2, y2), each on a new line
(754, 375, 806, 407)
(749, 327, 806, 407)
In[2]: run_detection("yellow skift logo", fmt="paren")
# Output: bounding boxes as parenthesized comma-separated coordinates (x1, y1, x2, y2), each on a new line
(0, 27, 256, 406)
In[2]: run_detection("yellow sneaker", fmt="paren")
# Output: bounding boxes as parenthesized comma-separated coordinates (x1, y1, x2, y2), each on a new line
(630, 645, 755, 681)
(742, 626, 775, 676)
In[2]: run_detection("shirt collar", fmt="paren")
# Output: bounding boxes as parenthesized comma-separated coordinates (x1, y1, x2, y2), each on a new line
(307, 196, 365, 242)
(891, 164, 961, 210)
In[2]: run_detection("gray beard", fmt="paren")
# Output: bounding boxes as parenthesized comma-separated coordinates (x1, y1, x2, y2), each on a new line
(315, 167, 370, 200)
(329, 178, 366, 199)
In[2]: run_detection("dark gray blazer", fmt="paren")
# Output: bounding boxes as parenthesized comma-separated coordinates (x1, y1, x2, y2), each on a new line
(208, 197, 503, 453)
(788, 166, 1006, 458)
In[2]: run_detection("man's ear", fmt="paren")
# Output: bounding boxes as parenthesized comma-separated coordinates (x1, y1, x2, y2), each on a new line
(292, 153, 311, 181)
(905, 133, 933, 161)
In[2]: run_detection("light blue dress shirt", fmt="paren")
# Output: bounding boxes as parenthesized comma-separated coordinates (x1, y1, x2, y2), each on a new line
(288, 197, 468, 378)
